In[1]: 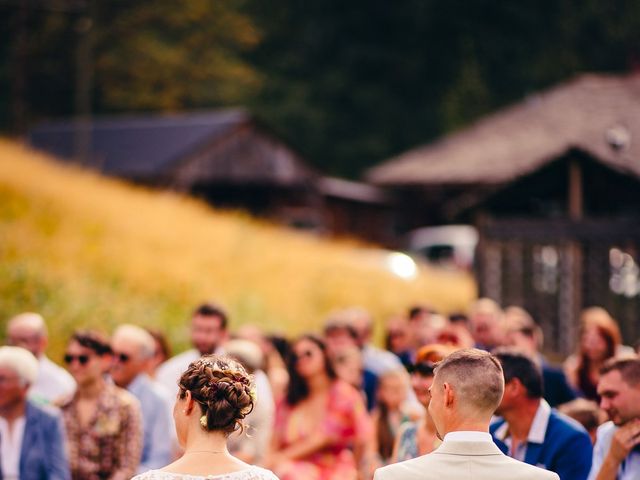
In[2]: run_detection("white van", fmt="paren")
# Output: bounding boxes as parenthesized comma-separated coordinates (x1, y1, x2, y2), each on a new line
(404, 224, 478, 270)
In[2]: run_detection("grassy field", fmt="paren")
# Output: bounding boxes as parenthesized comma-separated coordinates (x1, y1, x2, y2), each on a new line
(0, 139, 476, 358)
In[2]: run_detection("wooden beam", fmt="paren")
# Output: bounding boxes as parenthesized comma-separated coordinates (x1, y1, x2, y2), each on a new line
(568, 158, 583, 220)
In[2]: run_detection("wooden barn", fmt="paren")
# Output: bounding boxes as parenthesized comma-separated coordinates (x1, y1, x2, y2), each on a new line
(28, 109, 394, 243)
(367, 73, 640, 355)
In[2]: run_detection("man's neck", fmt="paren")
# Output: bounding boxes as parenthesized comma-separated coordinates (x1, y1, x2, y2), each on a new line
(0, 399, 27, 426)
(502, 397, 541, 442)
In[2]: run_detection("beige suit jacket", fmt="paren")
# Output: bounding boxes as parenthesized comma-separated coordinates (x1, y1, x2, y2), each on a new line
(374, 440, 560, 480)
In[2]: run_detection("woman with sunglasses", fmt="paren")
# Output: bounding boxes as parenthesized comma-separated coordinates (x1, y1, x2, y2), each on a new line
(268, 334, 372, 480)
(60, 330, 143, 480)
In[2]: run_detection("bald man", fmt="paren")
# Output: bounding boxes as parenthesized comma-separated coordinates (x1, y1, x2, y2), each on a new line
(6, 312, 76, 404)
(374, 348, 558, 480)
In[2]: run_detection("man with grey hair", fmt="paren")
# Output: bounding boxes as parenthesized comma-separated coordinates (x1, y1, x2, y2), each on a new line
(589, 356, 640, 480)
(374, 348, 558, 480)
(110, 324, 174, 473)
(6, 312, 76, 404)
(0, 345, 70, 479)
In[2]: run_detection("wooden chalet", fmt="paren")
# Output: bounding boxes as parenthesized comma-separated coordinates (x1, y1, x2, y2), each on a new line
(367, 73, 640, 355)
(28, 109, 394, 243)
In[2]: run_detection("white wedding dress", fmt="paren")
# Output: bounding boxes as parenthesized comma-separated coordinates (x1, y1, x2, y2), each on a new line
(132, 466, 280, 480)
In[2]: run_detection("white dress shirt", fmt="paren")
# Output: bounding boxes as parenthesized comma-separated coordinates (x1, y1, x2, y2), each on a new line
(0, 416, 26, 479)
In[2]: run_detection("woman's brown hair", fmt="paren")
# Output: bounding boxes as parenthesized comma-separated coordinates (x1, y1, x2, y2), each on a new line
(178, 354, 254, 435)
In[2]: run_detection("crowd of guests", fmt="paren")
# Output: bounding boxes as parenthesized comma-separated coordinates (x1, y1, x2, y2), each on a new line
(2, 298, 640, 479)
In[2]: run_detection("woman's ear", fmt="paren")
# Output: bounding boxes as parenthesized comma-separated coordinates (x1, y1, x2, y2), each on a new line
(183, 390, 195, 415)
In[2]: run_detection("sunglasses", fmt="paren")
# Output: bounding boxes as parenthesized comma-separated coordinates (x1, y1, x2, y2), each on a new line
(64, 354, 90, 365)
(113, 352, 131, 363)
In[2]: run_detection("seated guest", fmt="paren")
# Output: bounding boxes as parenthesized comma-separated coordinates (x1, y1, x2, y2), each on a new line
(132, 354, 279, 480)
(111, 324, 174, 472)
(61, 330, 143, 480)
(374, 348, 558, 480)
(323, 317, 378, 410)
(589, 356, 640, 480)
(468, 298, 505, 351)
(371, 368, 418, 465)
(6, 312, 76, 404)
(0, 346, 70, 480)
(269, 334, 372, 480)
(563, 307, 632, 401)
(491, 348, 593, 480)
(504, 306, 577, 407)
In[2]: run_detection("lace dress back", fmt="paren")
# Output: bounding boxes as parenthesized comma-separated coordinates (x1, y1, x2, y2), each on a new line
(132, 465, 279, 480)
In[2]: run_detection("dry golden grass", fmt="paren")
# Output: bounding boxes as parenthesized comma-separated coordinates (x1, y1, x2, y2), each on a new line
(0, 139, 476, 357)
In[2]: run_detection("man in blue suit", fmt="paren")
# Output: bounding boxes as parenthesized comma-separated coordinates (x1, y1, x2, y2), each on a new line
(0, 346, 70, 480)
(490, 348, 593, 480)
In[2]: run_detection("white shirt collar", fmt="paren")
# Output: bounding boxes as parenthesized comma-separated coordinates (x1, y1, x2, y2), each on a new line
(494, 399, 551, 444)
(444, 431, 493, 443)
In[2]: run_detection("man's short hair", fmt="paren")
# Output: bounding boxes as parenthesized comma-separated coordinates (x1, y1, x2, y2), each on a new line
(112, 324, 156, 359)
(0, 346, 39, 386)
(600, 356, 640, 387)
(492, 347, 544, 399)
(192, 302, 228, 330)
(434, 348, 504, 413)
(7, 312, 48, 337)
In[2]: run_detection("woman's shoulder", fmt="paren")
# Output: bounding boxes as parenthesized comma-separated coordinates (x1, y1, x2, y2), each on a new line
(132, 466, 279, 480)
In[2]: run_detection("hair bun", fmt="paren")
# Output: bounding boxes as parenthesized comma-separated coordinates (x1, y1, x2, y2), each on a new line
(178, 354, 255, 434)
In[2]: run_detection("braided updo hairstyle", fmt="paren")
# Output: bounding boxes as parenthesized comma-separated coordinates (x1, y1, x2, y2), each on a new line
(178, 354, 255, 435)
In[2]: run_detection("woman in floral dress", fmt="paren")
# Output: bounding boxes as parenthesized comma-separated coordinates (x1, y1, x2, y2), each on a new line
(269, 334, 372, 480)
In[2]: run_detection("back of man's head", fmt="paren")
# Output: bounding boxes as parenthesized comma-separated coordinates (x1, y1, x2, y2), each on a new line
(434, 348, 504, 416)
(0, 346, 39, 387)
(492, 348, 544, 399)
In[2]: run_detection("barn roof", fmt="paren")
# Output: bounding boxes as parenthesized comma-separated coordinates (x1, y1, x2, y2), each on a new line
(366, 73, 640, 186)
(28, 109, 252, 179)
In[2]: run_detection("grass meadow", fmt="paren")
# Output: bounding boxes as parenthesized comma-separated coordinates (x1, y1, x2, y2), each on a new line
(0, 139, 476, 358)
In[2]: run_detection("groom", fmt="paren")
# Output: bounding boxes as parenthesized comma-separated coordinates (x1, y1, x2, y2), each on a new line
(374, 348, 558, 480)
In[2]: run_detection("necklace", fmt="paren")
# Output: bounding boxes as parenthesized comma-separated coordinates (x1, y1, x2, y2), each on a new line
(185, 450, 226, 454)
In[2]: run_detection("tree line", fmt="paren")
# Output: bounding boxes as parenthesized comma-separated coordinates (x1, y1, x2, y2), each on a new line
(1, 0, 639, 178)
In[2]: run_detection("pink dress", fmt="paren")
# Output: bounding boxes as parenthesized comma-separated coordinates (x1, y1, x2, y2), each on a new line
(273, 380, 372, 480)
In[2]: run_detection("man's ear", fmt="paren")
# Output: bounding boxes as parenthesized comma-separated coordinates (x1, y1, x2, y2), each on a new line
(443, 382, 455, 407)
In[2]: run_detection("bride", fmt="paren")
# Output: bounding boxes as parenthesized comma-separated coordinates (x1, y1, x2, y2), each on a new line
(133, 354, 279, 480)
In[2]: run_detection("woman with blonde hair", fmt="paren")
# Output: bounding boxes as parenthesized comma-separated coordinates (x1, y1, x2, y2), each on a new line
(133, 354, 279, 480)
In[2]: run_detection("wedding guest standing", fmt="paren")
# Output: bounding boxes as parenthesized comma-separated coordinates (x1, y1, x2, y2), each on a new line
(61, 330, 143, 480)
(132, 354, 279, 480)
(6, 312, 76, 404)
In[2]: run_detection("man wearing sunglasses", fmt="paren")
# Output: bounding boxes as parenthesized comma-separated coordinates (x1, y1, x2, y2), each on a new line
(6, 312, 76, 405)
(0, 346, 71, 480)
(110, 324, 174, 474)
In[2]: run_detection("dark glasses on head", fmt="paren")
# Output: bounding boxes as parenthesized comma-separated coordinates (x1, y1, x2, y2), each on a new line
(64, 354, 90, 365)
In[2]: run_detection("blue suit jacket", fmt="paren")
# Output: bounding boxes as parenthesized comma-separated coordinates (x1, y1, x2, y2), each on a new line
(490, 408, 593, 480)
(18, 401, 71, 480)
